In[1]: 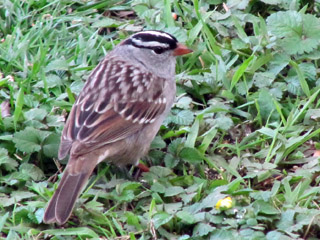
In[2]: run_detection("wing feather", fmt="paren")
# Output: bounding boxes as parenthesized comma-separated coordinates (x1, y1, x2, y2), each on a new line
(58, 55, 169, 159)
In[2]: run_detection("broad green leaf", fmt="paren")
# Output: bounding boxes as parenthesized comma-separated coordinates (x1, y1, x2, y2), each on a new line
(257, 89, 279, 122)
(118, 181, 141, 193)
(0, 148, 18, 171)
(11, 191, 37, 202)
(201, 187, 228, 209)
(252, 200, 279, 215)
(210, 229, 237, 239)
(179, 147, 203, 163)
(164, 202, 182, 214)
(34, 74, 62, 88)
(153, 212, 173, 229)
(0, 212, 9, 233)
(164, 153, 179, 168)
(150, 136, 166, 149)
(227, 0, 249, 10)
(150, 166, 172, 177)
(111, 189, 135, 202)
(164, 186, 184, 197)
(42, 133, 60, 158)
(304, 109, 320, 124)
(299, 62, 316, 81)
(45, 58, 68, 72)
(168, 138, 184, 154)
(20, 163, 45, 181)
(176, 210, 196, 224)
(260, 0, 281, 4)
(24, 108, 47, 121)
(13, 127, 51, 153)
(151, 182, 166, 193)
(92, 17, 123, 28)
(277, 209, 295, 231)
(175, 96, 193, 110)
(286, 76, 302, 96)
(35, 208, 44, 224)
(266, 231, 294, 240)
(268, 53, 290, 75)
(231, 38, 247, 50)
(193, 223, 215, 237)
(267, 11, 320, 54)
(125, 212, 142, 230)
(214, 114, 234, 131)
(168, 110, 195, 125)
(0, 195, 14, 207)
(253, 72, 276, 88)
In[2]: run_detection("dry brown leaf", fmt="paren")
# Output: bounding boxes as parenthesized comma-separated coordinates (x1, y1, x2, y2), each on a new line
(1, 100, 10, 118)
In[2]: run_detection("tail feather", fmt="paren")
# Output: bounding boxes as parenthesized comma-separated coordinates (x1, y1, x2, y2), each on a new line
(43, 167, 94, 225)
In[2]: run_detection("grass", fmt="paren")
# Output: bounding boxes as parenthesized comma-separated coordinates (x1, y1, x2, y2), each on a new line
(1, 0, 320, 239)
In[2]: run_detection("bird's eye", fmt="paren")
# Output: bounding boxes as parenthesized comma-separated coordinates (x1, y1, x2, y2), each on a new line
(153, 48, 165, 54)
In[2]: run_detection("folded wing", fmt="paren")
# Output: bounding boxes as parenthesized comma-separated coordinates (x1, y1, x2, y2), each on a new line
(59, 56, 168, 159)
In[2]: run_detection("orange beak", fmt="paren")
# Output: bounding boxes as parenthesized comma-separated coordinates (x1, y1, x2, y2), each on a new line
(173, 43, 193, 56)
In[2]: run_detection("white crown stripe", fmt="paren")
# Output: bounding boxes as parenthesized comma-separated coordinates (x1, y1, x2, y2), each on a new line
(131, 38, 169, 48)
(136, 30, 175, 40)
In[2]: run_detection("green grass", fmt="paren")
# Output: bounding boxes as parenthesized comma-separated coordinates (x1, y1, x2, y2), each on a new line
(2, 0, 320, 239)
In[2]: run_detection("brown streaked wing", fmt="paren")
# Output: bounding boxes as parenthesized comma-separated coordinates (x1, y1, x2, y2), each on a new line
(59, 55, 168, 157)
(70, 96, 167, 156)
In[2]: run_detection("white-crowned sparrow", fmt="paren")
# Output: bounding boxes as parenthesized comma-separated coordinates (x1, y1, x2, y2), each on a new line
(43, 30, 192, 224)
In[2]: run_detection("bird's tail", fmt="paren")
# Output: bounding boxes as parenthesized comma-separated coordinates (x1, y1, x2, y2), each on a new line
(43, 159, 96, 225)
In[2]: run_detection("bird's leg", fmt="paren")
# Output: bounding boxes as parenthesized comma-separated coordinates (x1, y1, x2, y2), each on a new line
(130, 162, 149, 180)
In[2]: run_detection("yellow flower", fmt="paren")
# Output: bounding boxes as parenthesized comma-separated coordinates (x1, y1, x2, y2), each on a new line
(215, 196, 233, 210)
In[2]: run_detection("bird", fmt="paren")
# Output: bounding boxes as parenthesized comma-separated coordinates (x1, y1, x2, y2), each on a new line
(43, 30, 192, 225)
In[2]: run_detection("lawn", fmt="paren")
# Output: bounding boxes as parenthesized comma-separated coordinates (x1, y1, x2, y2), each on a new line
(1, 0, 320, 239)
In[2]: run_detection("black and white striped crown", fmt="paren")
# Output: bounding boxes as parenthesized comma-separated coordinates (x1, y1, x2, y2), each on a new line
(123, 30, 178, 52)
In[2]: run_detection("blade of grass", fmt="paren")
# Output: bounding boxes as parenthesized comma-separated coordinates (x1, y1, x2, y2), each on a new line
(199, 126, 217, 154)
(230, 55, 254, 91)
(265, 122, 282, 163)
(276, 128, 320, 164)
(273, 99, 287, 125)
(66, 87, 76, 104)
(254, 98, 263, 127)
(247, 53, 273, 74)
(43, 227, 99, 238)
(287, 88, 320, 129)
(149, 198, 156, 219)
(232, 16, 248, 40)
(13, 87, 24, 130)
(164, 0, 175, 27)
(290, 60, 310, 97)
(193, 0, 221, 55)
(185, 115, 202, 148)
(0, 212, 9, 233)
